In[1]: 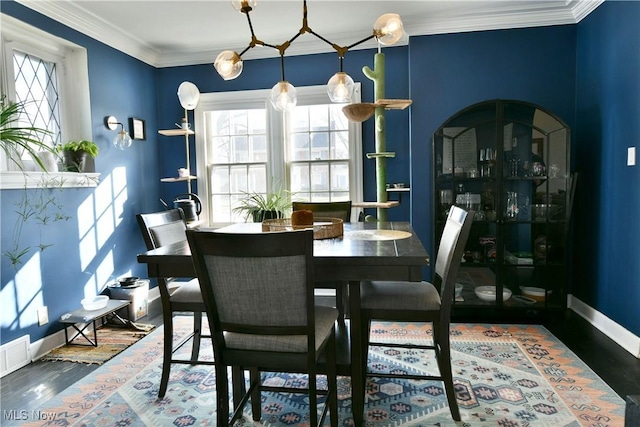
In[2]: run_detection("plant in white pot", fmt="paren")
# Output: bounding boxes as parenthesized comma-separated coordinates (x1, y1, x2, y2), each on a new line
(60, 140, 98, 172)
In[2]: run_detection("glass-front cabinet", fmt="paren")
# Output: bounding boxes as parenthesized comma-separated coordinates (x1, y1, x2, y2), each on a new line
(433, 100, 574, 318)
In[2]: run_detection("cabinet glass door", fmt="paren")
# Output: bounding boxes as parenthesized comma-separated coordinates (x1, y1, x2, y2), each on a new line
(434, 100, 571, 317)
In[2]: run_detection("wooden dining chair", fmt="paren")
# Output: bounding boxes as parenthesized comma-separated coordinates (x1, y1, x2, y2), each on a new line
(358, 206, 473, 421)
(292, 201, 352, 320)
(136, 209, 218, 398)
(186, 228, 340, 427)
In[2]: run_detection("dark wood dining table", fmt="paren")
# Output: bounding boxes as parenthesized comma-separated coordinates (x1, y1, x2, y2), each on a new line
(137, 221, 429, 426)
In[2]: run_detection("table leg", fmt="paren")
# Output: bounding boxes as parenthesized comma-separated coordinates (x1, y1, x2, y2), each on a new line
(348, 280, 364, 427)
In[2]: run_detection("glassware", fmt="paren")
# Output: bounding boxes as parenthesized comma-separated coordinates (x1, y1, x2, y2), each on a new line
(505, 191, 518, 219)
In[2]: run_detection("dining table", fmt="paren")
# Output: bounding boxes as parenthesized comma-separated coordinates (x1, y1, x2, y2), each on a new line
(137, 221, 430, 426)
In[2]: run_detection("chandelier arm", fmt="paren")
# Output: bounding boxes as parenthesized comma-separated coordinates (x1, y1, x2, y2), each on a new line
(239, 45, 252, 57)
(308, 29, 338, 49)
(347, 34, 377, 50)
(245, 9, 257, 39)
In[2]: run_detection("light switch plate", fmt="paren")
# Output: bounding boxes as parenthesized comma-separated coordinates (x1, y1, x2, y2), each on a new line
(37, 306, 49, 326)
(628, 147, 636, 166)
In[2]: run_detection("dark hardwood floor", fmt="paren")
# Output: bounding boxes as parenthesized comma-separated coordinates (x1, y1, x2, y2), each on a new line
(1, 298, 639, 417)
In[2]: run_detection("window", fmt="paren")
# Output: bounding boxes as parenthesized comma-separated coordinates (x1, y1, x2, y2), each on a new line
(1, 14, 94, 188)
(194, 85, 363, 223)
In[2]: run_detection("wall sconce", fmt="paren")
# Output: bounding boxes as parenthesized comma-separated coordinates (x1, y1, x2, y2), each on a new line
(105, 116, 132, 150)
(213, 0, 405, 111)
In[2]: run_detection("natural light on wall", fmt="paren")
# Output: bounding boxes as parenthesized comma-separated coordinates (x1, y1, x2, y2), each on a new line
(0, 253, 44, 329)
(78, 167, 127, 281)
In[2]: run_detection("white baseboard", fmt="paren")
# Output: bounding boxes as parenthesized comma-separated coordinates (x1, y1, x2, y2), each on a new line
(568, 294, 640, 359)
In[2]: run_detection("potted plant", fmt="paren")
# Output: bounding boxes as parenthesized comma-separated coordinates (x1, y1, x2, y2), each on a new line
(60, 140, 98, 172)
(1, 96, 55, 171)
(233, 188, 292, 222)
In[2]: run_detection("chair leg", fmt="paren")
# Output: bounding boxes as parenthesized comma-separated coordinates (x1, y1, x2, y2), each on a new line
(437, 323, 460, 421)
(190, 311, 202, 361)
(327, 331, 338, 427)
(250, 367, 261, 422)
(158, 314, 173, 398)
(308, 367, 318, 427)
(336, 282, 348, 323)
(216, 362, 230, 427)
(232, 366, 246, 410)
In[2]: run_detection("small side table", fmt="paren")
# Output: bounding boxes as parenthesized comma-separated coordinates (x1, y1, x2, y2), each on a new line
(58, 299, 130, 347)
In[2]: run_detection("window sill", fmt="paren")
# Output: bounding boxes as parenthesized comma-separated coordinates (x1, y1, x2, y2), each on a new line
(0, 171, 100, 190)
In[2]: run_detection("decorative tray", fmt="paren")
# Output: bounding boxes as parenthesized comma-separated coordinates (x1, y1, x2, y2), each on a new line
(261, 217, 344, 239)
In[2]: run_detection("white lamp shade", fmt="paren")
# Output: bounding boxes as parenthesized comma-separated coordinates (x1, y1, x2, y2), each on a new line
(113, 131, 132, 150)
(214, 51, 244, 81)
(270, 81, 297, 112)
(177, 81, 200, 110)
(374, 13, 404, 46)
(327, 72, 355, 103)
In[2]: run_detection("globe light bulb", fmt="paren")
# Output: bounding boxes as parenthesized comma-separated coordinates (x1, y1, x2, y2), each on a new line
(177, 81, 200, 110)
(113, 130, 132, 150)
(373, 13, 404, 46)
(327, 72, 355, 103)
(270, 81, 297, 112)
(214, 51, 243, 81)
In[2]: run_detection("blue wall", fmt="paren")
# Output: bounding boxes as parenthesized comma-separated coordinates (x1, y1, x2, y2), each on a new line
(2, 1, 639, 347)
(573, 1, 640, 335)
(407, 25, 578, 284)
(1, 2, 161, 344)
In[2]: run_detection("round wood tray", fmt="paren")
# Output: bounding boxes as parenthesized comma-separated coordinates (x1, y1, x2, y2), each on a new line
(261, 217, 344, 239)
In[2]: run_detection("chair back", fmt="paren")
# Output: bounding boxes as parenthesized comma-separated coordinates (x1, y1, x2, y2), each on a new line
(292, 201, 352, 223)
(186, 229, 315, 347)
(136, 208, 188, 250)
(434, 206, 473, 317)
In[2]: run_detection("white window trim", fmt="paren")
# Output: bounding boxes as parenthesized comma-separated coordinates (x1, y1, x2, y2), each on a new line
(194, 84, 363, 225)
(0, 13, 96, 190)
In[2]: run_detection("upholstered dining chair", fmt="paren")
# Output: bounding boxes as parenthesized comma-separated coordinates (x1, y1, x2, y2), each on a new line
(358, 206, 473, 421)
(292, 201, 352, 320)
(136, 209, 215, 398)
(186, 228, 340, 427)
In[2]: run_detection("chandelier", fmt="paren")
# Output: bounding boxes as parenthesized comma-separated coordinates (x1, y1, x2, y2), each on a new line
(213, 0, 405, 111)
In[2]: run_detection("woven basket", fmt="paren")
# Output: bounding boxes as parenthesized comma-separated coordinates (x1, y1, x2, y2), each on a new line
(261, 217, 344, 239)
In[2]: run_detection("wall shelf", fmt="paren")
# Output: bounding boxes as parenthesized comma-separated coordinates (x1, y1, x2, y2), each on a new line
(160, 176, 196, 183)
(158, 129, 194, 137)
(376, 99, 412, 110)
(158, 121, 195, 193)
(352, 201, 400, 209)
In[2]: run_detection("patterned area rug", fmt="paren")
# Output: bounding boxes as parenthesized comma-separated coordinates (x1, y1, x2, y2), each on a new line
(17, 318, 624, 426)
(39, 323, 155, 365)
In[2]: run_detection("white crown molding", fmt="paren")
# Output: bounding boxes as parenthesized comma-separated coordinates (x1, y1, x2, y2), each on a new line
(15, 0, 161, 66)
(15, 0, 603, 68)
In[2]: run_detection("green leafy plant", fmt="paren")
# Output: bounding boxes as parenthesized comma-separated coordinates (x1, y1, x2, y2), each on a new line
(233, 187, 292, 222)
(61, 140, 99, 158)
(0, 96, 55, 171)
